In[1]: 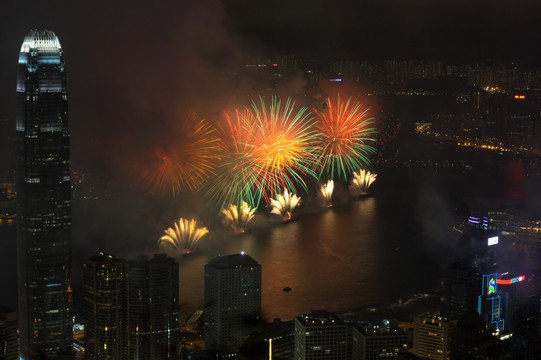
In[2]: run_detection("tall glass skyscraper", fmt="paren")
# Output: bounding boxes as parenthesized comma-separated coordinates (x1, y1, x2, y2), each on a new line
(16, 29, 73, 359)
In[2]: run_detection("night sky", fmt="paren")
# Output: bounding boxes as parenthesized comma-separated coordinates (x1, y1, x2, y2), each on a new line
(1, 0, 541, 174)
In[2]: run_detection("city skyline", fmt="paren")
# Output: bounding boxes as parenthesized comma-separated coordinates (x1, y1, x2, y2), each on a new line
(1, 3, 541, 358)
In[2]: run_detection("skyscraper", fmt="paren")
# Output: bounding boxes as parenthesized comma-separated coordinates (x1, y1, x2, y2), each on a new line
(204, 254, 262, 357)
(16, 29, 72, 359)
(83, 253, 126, 360)
(126, 254, 179, 360)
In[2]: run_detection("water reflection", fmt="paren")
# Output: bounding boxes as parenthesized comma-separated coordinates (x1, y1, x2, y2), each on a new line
(176, 196, 439, 321)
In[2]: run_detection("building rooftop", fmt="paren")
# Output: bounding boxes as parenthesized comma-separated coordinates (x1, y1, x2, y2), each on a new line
(296, 310, 344, 326)
(20, 29, 62, 53)
(206, 253, 259, 269)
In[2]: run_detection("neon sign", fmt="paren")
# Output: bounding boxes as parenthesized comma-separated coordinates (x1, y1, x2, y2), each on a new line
(488, 277, 496, 294)
(496, 275, 525, 285)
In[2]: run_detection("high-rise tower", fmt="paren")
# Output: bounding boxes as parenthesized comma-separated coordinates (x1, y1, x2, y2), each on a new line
(126, 254, 179, 360)
(16, 29, 73, 359)
(83, 253, 126, 360)
(204, 254, 262, 357)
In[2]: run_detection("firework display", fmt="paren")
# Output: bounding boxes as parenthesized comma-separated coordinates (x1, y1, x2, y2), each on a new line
(159, 218, 209, 254)
(137, 113, 220, 196)
(270, 188, 301, 222)
(320, 179, 334, 206)
(220, 201, 256, 234)
(148, 94, 388, 244)
(351, 169, 377, 196)
(207, 96, 317, 208)
(312, 95, 377, 180)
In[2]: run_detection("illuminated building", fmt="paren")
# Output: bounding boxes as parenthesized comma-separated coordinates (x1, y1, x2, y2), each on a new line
(126, 254, 179, 360)
(83, 253, 126, 360)
(294, 310, 348, 360)
(204, 254, 261, 357)
(351, 322, 407, 360)
(16, 29, 73, 359)
(413, 315, 455, 360)
(0, 306, 18, 360)
(477, 273, 504, 332)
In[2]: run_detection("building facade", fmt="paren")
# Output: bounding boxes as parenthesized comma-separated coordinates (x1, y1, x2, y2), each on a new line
(294, 310, 348, 360)
(351, 324, 407, 360)
(16, 29, 73, 359)
(126, 254, 179, 360)
(204, 254, 262, 357)
(0, 307, 18, 360)
(83, 253, 126, 360)
(413, 315, 455, 360)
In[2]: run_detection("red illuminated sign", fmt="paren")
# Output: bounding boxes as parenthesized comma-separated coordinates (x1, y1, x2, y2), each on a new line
(496, 275, 525, 285)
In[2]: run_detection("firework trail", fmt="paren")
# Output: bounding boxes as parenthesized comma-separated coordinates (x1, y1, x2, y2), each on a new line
(207, 96, 317, 208)
(351, 169, 377, 196)
(220, 201, 256, 235)
(312, 95, 377, 180)
(159, 218, 208, 254)
(320, 180, 334, 207)
(137, 113, 220, 196)
(270, 188, 301, 222)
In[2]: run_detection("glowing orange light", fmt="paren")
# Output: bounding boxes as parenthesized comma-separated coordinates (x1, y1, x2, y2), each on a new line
(514, 95, 525, 99)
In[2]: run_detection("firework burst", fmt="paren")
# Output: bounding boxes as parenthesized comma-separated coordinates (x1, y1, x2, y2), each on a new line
(270, 188, 301, 222)
(220, 201, 256, 235)
(312, 95, 377, 180)
(320, 180, 334, 207)
(207, 96, 317, 208)
(159, 218, 208, 255)
(351, 169, 377, 196)
(137, 113, 220, 196)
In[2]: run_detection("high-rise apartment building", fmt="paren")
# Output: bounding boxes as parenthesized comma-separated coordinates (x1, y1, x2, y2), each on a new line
(294, 310, 348, 360)
(413, 315, 455, 360)
(126, 254, 179, 360)
(83, 253, 126, 360)
(16, 29, 73, 359)
(204, 254, 262, 357)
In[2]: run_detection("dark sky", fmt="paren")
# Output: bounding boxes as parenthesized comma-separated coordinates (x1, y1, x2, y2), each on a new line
(1, 0, 540, 174)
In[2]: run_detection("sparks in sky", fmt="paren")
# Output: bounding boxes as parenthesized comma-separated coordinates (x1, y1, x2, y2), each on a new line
(207, 96, 317, 208)
(312, 95, 377, 180)
(220, 201, 256, 235)
(137, 113, 220, 196)
(320, 179, 334, 207)
(159, 218, 209, 255)
(270, 188, 301, 222)
(351, 169, 377, 196)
